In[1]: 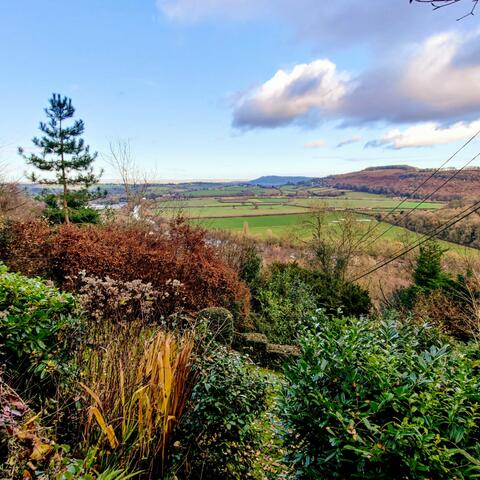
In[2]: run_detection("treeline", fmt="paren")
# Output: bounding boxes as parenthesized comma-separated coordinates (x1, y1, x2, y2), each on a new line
(316, 166, 480, 201)
(385, 205, 480, 249)
(325, 182, 468, 201)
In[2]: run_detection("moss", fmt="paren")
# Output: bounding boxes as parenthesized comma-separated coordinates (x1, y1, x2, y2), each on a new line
(265, 343, 300, 368)
(234, 333, 300, 369)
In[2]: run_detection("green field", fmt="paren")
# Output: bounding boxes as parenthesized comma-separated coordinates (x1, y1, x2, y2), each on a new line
(196, 213, 313, 238)
(148, 188, 466, 252)
(162, 204, 309, 218)
(198, 212, 386, 241)
(158, 197, 288, 208)
(156, 192, 444, 219)
(194, 212, 476, 255)
(286, 197, 443, 210)
(183, 185, 280, 197)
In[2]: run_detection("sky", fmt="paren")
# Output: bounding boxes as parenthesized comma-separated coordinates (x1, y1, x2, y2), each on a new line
(1, 0, 480, 181)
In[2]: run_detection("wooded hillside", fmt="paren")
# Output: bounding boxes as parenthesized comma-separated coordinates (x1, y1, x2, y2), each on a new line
(317, 166, 480, 201)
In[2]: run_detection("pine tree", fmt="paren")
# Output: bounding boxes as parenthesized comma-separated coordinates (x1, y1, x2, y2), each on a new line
(413, 240, 448, 291)
(19, 93, 102, 224)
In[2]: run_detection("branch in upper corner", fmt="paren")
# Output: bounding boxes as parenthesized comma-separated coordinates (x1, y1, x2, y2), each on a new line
(410, 0, 479, 20)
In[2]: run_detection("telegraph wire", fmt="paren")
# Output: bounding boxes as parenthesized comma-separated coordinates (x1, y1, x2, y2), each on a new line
(351, 199, 480, 282)
(351, 127, 480, 249)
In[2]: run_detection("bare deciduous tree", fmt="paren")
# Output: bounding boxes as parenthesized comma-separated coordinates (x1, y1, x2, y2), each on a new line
(306, 207, 367, 282)
(0, 160, 36, 220)
(107, 140, 153, 216)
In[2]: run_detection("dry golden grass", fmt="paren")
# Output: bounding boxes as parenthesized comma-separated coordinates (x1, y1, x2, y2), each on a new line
(80, 322, 195, 477)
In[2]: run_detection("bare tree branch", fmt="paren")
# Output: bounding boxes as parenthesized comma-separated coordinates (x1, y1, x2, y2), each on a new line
(0, 160, 36, 219)
(106, 139, 158, 220)
(411, 0, 479, 20)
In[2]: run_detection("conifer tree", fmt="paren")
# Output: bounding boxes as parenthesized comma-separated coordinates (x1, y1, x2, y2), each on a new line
(19, 93, 101, 223)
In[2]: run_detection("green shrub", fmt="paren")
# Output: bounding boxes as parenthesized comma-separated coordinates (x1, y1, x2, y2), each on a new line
(255, 263, 371, 344)
(255, 263, 318, 344)
(196, 307, 234, 346)
(44, 206, 100, 224)
(0, 264, 82, 392)
(40, 191, 101, 225)
(310, 275, 372, 317)
(413, 240, 450, 290)
(280, 314, 480, 479)
(394, 240, 480, 339)
(237, 240, 262, 290)
(174, 347, 269, 479)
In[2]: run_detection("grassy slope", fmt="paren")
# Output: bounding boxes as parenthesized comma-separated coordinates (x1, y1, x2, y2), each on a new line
(198, 212, 477, 254)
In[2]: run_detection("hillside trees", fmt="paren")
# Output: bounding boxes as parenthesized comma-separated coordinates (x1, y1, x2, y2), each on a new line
(394, 239, 480, 338)
(18, 94, 102, 224)
(387, 206, 480, 249)
(308, 209, 361, 281)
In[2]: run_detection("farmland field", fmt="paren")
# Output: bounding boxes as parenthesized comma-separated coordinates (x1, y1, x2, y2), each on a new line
(156, 190, 444, 219)
(195, 213, 313, 238)
(196, 212, 398, 241)
(146, 186, 476, 251)
(196, 212, 476, 254)
(160, 203, 310, 218)
(290, 197, 442, 210)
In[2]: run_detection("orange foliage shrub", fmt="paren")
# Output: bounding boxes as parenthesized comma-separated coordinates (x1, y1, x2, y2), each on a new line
(0, 219, 250, 322)
(0, 219, 53, 276)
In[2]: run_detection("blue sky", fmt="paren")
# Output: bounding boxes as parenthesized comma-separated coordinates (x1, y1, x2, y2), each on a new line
(1, 0, 480, 181)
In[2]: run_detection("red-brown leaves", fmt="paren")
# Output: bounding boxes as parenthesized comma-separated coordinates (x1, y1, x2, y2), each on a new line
(2, 219, 250, 320)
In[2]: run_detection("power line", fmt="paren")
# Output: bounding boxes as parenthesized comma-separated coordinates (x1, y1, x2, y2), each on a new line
(361, 151, 480, 250)
(352, 201, 480, 282)
(351, 127, 480, 249)
(351, 199, 480, 282)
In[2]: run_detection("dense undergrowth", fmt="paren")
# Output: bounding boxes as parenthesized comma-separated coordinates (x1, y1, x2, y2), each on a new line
(281, 315, 480, 478)
(1, 216, 480, 479)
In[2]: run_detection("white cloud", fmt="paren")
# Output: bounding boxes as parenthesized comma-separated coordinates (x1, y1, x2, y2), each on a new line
(233, 60, 349, 128)
(401, 32, 480, 114)
(341, 30, 480, 124)
(367, 120, 480, 149)
(336, 135, 362, 148)
(304, 139, 326, 148)
(233, 30, 480, 129)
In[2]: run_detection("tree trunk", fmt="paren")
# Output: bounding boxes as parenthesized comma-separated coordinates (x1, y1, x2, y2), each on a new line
(59, 119, 69, 224)
(62, 173, 69, 224)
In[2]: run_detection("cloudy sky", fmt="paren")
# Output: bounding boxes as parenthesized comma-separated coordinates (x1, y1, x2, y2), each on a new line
(1, 0, 480, 180)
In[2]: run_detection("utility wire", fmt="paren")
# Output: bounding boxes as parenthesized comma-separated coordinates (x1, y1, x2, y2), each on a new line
(351, 127, 480, 249)
(361, 151, 480, 250)
(351, 199, 480, 282)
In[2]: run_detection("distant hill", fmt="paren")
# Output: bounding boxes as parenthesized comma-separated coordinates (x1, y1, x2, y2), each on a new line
(248, 176, 313, 187)
(315, 165, 480, 201)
